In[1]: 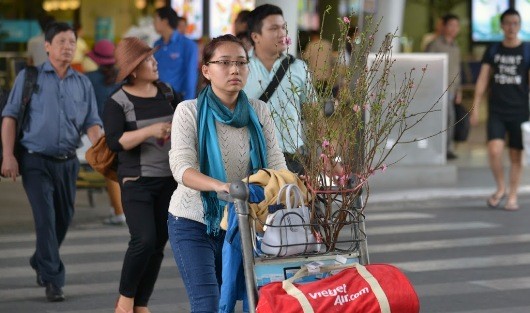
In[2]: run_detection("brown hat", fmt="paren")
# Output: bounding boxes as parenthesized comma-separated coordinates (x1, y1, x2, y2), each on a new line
(114, 37, 159, 83)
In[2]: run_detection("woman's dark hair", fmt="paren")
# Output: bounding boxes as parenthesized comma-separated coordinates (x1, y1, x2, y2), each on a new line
(235, 10, 251, 25)
(100, 65, 117, 86)
(45, 22, 76, 43)
(156, 6, 178, 29)
(202, 34, 249, 64)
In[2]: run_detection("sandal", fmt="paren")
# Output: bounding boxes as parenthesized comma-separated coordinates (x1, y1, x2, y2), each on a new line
(504, 202, 519, 211)
(487, 193, 506, 208)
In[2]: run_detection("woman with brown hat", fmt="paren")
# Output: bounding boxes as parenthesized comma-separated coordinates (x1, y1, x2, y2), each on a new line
(167, 34, 286, 312)
(103, 37, 179, 313)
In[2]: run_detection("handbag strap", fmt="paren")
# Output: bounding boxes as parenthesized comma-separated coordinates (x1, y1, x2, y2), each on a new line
(277, 183, 305, 209)
(258, 54, 296, 103)
(282, 263, 391, 313)
(282, 280, 314, 313)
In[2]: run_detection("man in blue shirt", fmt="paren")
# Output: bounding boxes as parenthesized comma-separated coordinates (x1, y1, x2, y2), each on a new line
(244, 4, 313, 173)
(153, 6, 198, 100)
(1, 22, 102, 302)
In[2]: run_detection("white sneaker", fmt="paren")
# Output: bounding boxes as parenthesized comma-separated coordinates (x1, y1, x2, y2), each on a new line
(103, 214, 126, 226)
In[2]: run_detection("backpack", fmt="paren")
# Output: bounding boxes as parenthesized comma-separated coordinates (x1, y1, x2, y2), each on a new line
(0, 66, 39, 177)
(85, 80, 176, 182)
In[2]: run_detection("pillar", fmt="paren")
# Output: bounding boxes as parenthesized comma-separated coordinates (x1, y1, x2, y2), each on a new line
(371, 0, 405, 53)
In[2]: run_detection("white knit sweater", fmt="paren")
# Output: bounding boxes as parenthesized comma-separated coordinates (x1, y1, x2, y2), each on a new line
(168, 98, 287, 223)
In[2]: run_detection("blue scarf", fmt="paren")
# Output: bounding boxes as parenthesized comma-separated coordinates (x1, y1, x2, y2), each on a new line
(197, 85, 268, 235)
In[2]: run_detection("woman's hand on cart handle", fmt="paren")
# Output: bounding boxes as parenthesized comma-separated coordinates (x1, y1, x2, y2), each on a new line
(217, 190, 233, 202)
(214, 182, 231, 195)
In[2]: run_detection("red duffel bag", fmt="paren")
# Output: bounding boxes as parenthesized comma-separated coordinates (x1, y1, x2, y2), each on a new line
(256, 263, 419, 313)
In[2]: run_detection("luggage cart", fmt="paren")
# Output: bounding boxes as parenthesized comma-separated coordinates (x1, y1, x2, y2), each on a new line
(224, 180, 369, 313)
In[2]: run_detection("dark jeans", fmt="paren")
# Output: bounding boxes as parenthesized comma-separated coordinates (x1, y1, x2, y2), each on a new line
(119, 176, 176, 306)
(168, 214, 225, 313)
(20, 151, 79, 288)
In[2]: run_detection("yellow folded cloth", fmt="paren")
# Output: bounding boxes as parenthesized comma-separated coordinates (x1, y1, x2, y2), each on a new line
(220, 169, 309, 232)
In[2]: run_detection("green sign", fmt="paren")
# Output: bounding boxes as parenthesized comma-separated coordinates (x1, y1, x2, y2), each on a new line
(0, 20, 41, 43)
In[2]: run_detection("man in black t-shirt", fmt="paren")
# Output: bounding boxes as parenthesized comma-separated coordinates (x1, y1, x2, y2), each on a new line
(471, 8, 530, 211)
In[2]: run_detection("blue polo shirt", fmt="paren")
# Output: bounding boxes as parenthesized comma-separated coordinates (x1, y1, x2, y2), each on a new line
(85, 69, 120, 117)
(243, 50, 313, 153)
(154, 31, 198, 100)
(2, 62, 102, 156)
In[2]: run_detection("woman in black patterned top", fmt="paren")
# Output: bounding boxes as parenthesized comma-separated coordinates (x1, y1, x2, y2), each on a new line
(103, 37, 177, 313)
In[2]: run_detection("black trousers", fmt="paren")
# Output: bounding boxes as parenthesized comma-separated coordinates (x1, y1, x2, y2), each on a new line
(21, 151, 79, 288)
(118, 176, 177, 306)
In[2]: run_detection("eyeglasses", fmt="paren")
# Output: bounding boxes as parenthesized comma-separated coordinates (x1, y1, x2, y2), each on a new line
(206, 60, 250, 68)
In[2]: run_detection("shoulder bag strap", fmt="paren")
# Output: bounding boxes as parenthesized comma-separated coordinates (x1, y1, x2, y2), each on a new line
(155, 80, 175, 102)
(524, 42, 530, 68)
(259, 54, 296, 103)
(487, 43, 500, 61)
(17, 66, 38, 137)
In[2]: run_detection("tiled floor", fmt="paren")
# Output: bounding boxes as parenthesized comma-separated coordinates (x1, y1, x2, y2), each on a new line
(452, 121, 490, 168)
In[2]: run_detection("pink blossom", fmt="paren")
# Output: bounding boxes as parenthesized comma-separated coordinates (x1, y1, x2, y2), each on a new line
(338, 175, 347, 186)
(322, 139, 330, 149)
(353, 105, 360, 113)
(381, 164, 387, 172)
(283, 36, 292, 46)
(320, 153, 327, 159)
(343, 17, 350, 24)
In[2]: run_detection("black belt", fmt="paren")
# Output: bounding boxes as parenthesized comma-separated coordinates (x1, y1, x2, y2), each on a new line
(27, 150, 77, 162)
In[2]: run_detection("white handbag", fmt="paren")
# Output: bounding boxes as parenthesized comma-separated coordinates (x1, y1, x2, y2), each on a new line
(260, 184, 320, 256)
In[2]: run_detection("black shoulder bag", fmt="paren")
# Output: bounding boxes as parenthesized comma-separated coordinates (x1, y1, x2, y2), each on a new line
(0, 66, 38, 174)
(259, 54, 296, 103)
